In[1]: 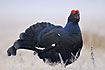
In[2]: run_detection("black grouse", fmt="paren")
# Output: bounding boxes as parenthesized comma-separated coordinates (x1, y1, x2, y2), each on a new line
(7, 10, 83, 66)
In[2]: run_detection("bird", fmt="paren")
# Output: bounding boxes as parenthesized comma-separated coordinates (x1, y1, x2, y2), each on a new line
(7, 10, 83, 66)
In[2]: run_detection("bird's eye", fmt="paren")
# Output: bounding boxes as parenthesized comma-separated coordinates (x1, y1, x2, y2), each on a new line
(77, 14, 80, 16)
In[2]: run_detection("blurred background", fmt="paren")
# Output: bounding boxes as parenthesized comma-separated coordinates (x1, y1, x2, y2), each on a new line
(0, 0, 105, 70)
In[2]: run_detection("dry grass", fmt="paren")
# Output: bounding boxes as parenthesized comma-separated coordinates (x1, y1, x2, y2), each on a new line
(0, 31, 105, 70)
(83, 31, 105, 50)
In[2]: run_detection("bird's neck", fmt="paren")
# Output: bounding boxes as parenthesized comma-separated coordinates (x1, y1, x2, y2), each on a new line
(64, 22, 79, 31)
(62, 21, 81, 36)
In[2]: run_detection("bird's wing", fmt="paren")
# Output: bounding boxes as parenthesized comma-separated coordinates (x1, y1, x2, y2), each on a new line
(36, 28, 62, 50)
(37, 25, 62, 41)
(36, 28, 62, 62)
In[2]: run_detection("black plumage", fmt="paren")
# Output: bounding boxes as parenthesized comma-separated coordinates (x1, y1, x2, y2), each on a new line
(7, 10, 83, 66)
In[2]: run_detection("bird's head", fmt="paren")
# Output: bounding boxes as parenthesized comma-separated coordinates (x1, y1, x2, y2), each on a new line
(68, 10, 80, 24)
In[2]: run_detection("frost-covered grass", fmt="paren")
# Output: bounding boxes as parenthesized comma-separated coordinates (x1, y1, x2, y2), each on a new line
(0, 46, 105, 70)
(0, 32, 105, 70)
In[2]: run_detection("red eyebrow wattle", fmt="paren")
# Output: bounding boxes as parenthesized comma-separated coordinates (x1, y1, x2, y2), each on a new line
(71, 10, 76, 14)
(76, 10, 79, 13)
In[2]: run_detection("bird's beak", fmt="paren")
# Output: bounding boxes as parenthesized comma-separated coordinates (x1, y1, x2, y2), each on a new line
(75, 13, 80, 19)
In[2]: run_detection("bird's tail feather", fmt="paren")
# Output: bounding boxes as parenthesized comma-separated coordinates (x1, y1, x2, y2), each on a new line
(12, 22, 54, 52)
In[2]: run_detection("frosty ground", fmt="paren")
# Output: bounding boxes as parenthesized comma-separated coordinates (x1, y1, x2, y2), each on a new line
(0, 32, 105, 70)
